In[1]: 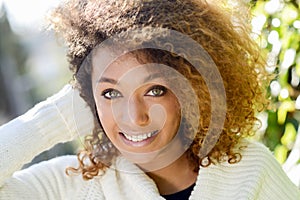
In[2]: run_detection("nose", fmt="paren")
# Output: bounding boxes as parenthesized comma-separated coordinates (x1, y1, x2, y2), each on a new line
(126, 95, 150, 127)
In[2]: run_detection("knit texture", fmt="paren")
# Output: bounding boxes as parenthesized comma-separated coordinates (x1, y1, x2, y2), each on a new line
(283, 130, 300, 187)
(0, 84, 93, 186)
(0, 85, 299, 199)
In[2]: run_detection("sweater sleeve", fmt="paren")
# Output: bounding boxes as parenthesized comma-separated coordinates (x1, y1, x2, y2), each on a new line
(193, 140, 300, 200)
(283, 129, 300, 188)
(250, 141, 300, 200)
(0, 84, 94, 186)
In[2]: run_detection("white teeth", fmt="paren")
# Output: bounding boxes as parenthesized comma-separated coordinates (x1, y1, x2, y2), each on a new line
(122, 131, 157, 142)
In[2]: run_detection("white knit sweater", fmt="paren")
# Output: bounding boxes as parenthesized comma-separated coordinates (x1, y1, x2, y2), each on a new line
(0, 85, 299, 200)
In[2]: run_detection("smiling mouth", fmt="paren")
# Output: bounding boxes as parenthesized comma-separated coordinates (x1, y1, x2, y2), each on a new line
(120, 130, 159, 142)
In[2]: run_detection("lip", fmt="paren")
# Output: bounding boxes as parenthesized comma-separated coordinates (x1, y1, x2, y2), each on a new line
(119, 130, 159, 147)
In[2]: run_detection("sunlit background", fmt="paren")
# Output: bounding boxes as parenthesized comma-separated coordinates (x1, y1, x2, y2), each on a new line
(0, 0, 300, 186)
(0, 0, 70, 121)
(0, 0, 74, 166)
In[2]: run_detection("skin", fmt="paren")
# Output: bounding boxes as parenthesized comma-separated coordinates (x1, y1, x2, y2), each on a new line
(91, 48, 198, 194)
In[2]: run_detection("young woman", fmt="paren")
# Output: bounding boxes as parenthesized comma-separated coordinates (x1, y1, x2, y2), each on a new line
(1, 0, 299, 199)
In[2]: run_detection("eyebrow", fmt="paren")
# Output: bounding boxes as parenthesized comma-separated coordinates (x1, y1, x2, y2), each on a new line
(97, 72, 163, 85)
(97, 77, 118, 84)
(143, 73, 163, 82)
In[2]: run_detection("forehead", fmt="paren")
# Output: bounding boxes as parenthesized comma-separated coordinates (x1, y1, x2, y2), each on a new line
(92, 47, 157, 81)
(90, 47, 187, 90)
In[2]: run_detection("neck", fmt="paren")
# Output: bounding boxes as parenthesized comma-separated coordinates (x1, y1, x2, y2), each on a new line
(145, 152, 198, 195)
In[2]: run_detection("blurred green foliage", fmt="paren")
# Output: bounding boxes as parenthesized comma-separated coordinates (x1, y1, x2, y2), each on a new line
(251, 0, 300, 164)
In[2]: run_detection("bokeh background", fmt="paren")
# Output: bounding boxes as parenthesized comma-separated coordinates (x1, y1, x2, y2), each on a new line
(0, 0, 299, 186)
(0, 0, 75, 168)
(251, 0, 300, 163)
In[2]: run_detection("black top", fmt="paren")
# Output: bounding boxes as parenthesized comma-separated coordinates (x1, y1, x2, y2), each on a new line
(161, 183, 196, 200)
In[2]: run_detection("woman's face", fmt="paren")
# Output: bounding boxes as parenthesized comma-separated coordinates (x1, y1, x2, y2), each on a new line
(91, 49, 181, 156)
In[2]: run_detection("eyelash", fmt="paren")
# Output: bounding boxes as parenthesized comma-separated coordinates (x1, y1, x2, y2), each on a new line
(145, 85, 167, 97)
(101, 89, 123, 99)
(101, 85, 167, 100)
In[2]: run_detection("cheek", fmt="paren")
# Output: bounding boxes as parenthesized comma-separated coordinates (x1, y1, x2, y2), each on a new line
(94, 90, 111, 118)
(157, 100, 181, 127)
(98, 110, 116, 139)
(95, 99, 115, 131)
(169, 106, 181, 124)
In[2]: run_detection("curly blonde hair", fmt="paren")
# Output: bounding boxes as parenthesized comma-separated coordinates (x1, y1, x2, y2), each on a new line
(49, 0, 270, 180)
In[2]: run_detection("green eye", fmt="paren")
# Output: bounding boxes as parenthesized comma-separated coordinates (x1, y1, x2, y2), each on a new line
(102, 89, 122, 99)
(146, 85, 167, 97)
